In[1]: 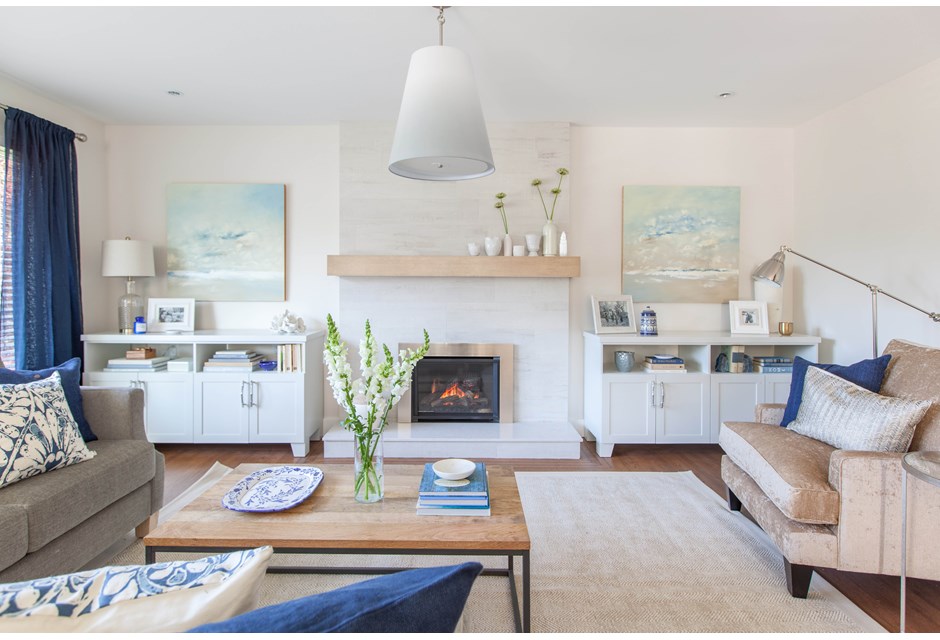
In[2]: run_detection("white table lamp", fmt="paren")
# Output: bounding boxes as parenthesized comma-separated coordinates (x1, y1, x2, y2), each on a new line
(102, 238, 155, 334)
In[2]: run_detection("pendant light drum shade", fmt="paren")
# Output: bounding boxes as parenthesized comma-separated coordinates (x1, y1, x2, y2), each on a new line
(389, 45, 495, 181)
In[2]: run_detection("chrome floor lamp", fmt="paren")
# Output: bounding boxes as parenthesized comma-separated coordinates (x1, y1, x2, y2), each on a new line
(752, 246, 940, 358)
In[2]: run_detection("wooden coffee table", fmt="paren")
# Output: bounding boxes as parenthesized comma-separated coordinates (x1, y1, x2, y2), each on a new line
(144, 463, 531, 632)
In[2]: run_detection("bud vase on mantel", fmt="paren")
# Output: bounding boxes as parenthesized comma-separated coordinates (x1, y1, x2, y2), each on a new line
(503, 234, 512, 256)
(542, 221, 559, 257)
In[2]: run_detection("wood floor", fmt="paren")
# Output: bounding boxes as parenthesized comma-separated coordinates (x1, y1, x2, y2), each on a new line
(157, 441, 940, 633)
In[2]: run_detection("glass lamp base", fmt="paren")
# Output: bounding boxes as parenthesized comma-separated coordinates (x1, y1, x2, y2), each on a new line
(119, 292, 143, 334)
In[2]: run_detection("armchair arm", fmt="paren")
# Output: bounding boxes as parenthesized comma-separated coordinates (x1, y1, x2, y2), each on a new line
(79, 386, 147, 441)
(755, 403, 785, 425)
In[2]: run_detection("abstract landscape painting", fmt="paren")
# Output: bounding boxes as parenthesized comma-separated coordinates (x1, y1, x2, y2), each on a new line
(621, 186, 740, 303)
(167, 183, 285, 301)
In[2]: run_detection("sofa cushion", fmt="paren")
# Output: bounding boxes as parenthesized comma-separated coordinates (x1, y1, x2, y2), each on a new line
(188, 562, 483, 634)
(881, 339, 940, 451)
(781, 354, 892, 427)
(0, 547, 271, 633)
(0, 373, 96, 490)
(0, 358, 96, 442)
(0, 506, 28, 574)
(719, 421, 840, 525)
(789, 367, 929, 452)
(0, 439, 155, 552)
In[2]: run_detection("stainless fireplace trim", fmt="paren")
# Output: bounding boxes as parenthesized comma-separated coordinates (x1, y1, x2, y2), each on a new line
(398, 343, 514, 424)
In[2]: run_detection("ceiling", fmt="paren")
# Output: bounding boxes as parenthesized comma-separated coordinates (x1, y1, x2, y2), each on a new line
(2, 6, 940, 127)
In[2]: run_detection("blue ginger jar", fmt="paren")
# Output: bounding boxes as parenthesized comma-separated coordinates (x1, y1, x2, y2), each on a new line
(640, 306, 658, 336)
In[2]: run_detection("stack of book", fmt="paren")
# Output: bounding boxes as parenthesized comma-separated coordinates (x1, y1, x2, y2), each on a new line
(416, 462, 491, 516)
(276, 344, 304, 372)
(104, 355, 170, 372)
(753, 356, 794, 374)
(203, 350, 263, 372)
(643, 355, 686, 373)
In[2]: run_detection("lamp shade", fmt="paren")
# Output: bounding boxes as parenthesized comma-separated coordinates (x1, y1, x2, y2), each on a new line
(389, 45, 495, 181)
(752, 250, 786, 287)
(101, 239, 155, 277)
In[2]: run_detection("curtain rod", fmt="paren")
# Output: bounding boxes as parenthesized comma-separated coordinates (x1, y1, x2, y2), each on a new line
(0, 103, 88, 142)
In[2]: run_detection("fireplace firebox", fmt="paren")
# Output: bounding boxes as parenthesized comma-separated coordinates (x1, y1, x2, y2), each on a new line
(411, 356, 499, 422)
(398, 343, 514, 424)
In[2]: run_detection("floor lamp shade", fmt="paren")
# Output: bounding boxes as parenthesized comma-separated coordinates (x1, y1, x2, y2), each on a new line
(752, 250, 787, 287)
(389, 45, 495, 181)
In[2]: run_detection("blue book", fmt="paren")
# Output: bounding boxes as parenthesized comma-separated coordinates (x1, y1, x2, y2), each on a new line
(646, 356, 684, 365)
(417, 495, 490, 507)
(753, 356, 793, 364)
(756, 366, 793, 373)
(418, 462, 488, 497)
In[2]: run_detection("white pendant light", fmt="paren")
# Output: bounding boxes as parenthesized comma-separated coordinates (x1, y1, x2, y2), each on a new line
(389, 7, 494, 181)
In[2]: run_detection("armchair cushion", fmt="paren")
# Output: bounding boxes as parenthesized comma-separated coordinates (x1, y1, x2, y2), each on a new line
(880, 339, 940, 451)
(719, 421, 840, 525)
(781, 354, 891, 427)
(788, 367, 929, 452)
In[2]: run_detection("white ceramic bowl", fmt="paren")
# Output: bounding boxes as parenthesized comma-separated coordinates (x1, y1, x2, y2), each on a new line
(432, 458, 476, 481)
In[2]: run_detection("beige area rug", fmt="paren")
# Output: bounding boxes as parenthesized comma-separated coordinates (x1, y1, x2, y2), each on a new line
(106, 466, 883, 633)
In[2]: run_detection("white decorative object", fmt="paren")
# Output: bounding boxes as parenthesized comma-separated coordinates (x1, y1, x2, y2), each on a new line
(270, 309, 306, 334)
(147, 298, 195, 333)
(559, 231, 568, 257)
(729, 300, 770, 335)
(432, 458, 476, 480)
(542, 221, 559, 256)
(222, 466, 324, 512)
(503, 233, 512, 256)
(512, 245, 525, 257)
(467, 241, 481, 256)
(525, 233, 540, 256)
(484, 236, 502, 256)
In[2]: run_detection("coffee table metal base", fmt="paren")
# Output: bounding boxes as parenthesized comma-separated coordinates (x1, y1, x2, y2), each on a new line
(145, 545, 530, 633)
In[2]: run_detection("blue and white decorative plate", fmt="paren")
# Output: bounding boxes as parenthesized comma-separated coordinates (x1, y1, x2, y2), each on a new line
(221, 466, 323, 513)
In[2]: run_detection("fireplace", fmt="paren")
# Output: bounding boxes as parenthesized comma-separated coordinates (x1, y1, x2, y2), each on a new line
(398, 343, 514, 424)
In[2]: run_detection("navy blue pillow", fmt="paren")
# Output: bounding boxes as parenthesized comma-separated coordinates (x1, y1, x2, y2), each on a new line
(780, 354, 892, 427)
(187, 562, 483, 633)
(0, 358, 97, 442)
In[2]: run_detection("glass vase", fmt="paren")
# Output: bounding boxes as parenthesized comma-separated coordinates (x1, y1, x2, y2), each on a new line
(542, 220, 559, 256)
(353, 430, 384, 503)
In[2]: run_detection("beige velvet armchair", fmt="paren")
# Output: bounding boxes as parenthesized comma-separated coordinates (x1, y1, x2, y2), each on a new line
(719, 339, 940, 597)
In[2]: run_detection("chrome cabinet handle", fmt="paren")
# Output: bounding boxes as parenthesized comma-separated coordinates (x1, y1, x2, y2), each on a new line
(649, 381, 656, 408)
(240, 381, 249, 408)
(250, 381, 258, 407)
(659, 381, 665, 409)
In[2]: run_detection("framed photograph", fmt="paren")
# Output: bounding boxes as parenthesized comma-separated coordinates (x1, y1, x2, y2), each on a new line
(729, 300, 769, 335)
(147, 298, 195, 333)
(592, 295, 637, 334)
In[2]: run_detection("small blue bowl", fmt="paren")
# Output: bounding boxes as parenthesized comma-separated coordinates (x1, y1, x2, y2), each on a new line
(258, 360, 278, 372)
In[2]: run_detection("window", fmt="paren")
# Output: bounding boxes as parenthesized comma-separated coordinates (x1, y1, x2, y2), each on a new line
(0, 143, 12, 366)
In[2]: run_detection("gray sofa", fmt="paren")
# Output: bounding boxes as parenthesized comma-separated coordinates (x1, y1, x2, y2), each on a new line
(0, 386, 164, 582)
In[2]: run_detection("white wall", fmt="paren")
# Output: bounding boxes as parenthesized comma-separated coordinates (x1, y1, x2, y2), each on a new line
(794, 58, 940, 362)
(103, 125, 340, 336)
(0, 74, 109, 332)
(568, 127, 795, 424)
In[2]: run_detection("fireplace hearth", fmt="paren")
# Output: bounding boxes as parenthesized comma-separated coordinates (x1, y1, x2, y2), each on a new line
(398, 343, 514, 424)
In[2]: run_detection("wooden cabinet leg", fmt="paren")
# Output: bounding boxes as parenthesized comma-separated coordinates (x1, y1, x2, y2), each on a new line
(726, 486, 742, 511)
(784, 559, 813, 598)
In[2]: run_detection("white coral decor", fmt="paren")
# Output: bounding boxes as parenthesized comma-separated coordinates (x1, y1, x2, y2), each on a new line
(323, 315, 429, 501)
(271, 310, 306, 334)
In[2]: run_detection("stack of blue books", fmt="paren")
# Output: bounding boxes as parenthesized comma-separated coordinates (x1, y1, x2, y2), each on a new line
(416, 462, 491, 516)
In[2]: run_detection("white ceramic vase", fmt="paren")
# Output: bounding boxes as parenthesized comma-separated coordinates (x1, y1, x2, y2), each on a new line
(525, 233, 540, 256)
(484, 236, 503, 256)
(542, 221, 559, 257)
(502, 233, 512, 256)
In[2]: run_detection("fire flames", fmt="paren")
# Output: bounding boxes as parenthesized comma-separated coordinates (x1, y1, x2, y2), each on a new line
(438, 381, 480, 401)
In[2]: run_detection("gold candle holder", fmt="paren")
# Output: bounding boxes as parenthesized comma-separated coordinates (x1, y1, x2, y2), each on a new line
(778, 321, 794, 336)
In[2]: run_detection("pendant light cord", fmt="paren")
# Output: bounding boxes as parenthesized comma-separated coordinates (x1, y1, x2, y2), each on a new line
(437, 6, 446, 46)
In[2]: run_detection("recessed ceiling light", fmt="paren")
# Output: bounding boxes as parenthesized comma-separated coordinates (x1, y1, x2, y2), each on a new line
(716, 91, 736, 99)
(167, 90, 183, 97)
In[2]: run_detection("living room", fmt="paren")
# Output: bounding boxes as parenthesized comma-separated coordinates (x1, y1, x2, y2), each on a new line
(1, 4, 939, 634)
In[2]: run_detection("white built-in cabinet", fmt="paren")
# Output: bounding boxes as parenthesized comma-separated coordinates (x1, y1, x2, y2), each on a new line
(82, 330, 324, 457)
(584, 331, 820, 457)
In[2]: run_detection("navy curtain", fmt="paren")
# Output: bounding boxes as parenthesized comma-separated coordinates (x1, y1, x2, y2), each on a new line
(4, 108, 84, 369)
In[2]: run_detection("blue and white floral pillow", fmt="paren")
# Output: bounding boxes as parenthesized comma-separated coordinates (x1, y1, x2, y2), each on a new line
(0, 372, 95, 489)
(0, 546, 273, 632)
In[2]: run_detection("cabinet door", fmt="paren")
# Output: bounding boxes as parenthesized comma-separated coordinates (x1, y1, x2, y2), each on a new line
(138, 373, 194, 443)
(710, 375, 765, 442)
(606, 378, 656, 443)
(763, 374, 793, 405)
(249, 376, 303, 443)
(656, 374, 710, 444)
(194, 374, 251, 442)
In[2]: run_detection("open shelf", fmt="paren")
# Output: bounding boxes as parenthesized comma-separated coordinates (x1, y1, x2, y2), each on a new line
(326, 255, 580, 278)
